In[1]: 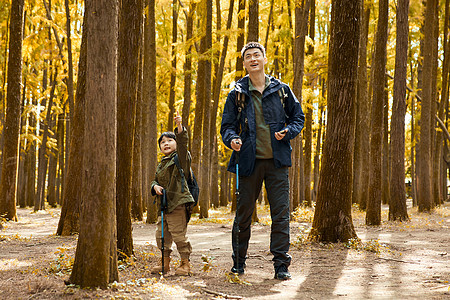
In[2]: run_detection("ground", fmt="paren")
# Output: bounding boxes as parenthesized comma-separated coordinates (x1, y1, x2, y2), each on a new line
(0, 202, 449, 299)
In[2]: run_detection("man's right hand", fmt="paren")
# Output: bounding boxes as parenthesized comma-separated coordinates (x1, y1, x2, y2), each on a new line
(231, 138, 242, 151)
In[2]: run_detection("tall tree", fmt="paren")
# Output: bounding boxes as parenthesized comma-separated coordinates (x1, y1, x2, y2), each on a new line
(292, 0, 310, 209)
(167, 0, 178, 132)
(116, 0, 142, 257)
(182, 1, 196, 141)
(311, 0, 360, 242)
(353, 3, 370, 209)
(68, 0, 119, 288)
(235, 0, 245, 81)
(417, 0, 437, 212)
(57, 16, 87, 236)
(143, 0, 158, 224)
(0, 0, 24, 221)
(211, 0, 235, 208)
(35, 70, 57, 211)
(367, 0, 388, 225)
(247, 0, 258, 42)
(389, 0, 410, 221)
(199, 0, 212, 218)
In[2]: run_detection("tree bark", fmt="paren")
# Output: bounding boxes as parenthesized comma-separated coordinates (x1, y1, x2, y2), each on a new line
(143, 0, 158, 224)
(57, 13, 87, 236)
(0, 0, 24, 221)
(367, 0, 388, 225)
(35, 70, 57, 211)
(247, 0, 258, 42)
(167, 0, 178, 132)
(199, 0, 212, 218)
(353, 4, 370, 210)
(116, 0, 142, 258)
(417, 0, 437, 212)
(389, 0, 410, 221)
(311, 0, 360, 243)
(68, 0, 119, 287)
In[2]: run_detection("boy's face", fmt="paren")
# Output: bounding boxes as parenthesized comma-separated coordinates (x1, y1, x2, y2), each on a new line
(243, 48, 267, 74)
(160, 136, 177, 156)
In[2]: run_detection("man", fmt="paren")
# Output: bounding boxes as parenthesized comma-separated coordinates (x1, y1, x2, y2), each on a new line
(220, 42, 305, 280)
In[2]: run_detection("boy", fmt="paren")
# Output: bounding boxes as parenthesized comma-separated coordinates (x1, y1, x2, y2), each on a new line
(151, 112, 195, 275)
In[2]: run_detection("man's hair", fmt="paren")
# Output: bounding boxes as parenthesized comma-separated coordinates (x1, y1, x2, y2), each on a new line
(241, 42, 266, 58)
(158, 131, 176, 149)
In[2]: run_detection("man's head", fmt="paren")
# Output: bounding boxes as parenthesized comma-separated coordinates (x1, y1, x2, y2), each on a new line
(158, 131, 177, 156)
(241, 42, 266, 58)
(241, 42, 267, 74)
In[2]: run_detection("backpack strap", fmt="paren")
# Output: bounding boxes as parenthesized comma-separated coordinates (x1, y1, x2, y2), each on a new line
(235, 91, 245, 121)
(278, 86, 287, 110)
(278, 86, 288, 118)
(174, 154, 186, 193)
(235, 91, 248, 134)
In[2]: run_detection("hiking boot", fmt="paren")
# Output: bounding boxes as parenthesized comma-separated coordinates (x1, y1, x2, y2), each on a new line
(175, 259, 191, 276)
(230, 263, 245, 275)
(274, 264, 291, 280)
(151, 256, 170, 274)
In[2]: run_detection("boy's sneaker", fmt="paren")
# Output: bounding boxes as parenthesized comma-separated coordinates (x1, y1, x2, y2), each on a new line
(274, 265, 291, 280)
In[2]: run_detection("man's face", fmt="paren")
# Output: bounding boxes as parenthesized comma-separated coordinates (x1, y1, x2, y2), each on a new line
(242, 48, 267, 74)
(160, 136, 177, 156)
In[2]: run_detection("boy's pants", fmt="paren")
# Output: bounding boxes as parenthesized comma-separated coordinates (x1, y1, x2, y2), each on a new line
(155, 204, 192, 260)
(232, 159, 292, 268)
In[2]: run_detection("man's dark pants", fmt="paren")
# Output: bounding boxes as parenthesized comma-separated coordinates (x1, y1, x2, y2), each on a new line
(232, 159, 292, 269)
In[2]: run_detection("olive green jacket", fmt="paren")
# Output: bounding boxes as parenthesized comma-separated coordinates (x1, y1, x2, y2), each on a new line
(151, 127, 195, 213)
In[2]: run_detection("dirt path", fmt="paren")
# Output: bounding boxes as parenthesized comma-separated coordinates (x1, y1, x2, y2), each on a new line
(1, 204, 449, 299)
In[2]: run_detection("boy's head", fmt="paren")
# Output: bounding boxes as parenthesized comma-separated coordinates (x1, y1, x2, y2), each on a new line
(158, 131, 177, 156)
(241, 42, 266, 58)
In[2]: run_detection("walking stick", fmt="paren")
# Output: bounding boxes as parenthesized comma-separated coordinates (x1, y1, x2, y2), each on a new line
(160, 189, 167, 276)
(234, 149, 240, 273)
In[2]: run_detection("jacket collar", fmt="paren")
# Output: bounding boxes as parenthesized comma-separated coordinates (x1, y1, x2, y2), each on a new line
(235, 75, 282, 97)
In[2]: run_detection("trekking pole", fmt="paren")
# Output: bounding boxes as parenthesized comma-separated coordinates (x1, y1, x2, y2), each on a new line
(234, 148, 240, 274)
(160, 189, 167, 276)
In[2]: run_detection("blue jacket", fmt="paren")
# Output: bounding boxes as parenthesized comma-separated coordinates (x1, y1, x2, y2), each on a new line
(220, 75, 305, 176)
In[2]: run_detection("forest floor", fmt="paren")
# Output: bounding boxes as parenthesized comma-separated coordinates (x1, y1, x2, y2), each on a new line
(0, 201, 449, 300)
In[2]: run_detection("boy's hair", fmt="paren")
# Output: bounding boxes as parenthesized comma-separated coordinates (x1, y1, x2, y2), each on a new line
(241, 42, 266, 58)
(158, 131, 176, 149)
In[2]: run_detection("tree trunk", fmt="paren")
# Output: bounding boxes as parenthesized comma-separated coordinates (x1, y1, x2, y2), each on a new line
(199, 0, 212, 219)
(0, 0, 24, 221)
(367, 0, 388, 225)
(65, 0, 75, 171)
(132, 54, 144, 221)
(17, 81, 27, 208)
(311, 0, 360, 243)
(235, 0, 245, 81)
(247, 0, 258, 42)
(417, 0, 438, 212)
(143, 0, 158, 224)
(353, 4, 370, 210)
(182, 1, 196, 146)
(25, 96, 37, 208)
(382, 77, 390, 206)
(35, 71, 56, 212)
(293, 0, 310, 209)
(68, 0, 119, 287)
(312, 101, 324, 203)
(46, 114, 58, 208)
(167, 0, 178, 132)
(210, 0, 234, 209)
(57, 14, 86, 236)
(116, 0, 142, 258)
(389, 0, 410, 221)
